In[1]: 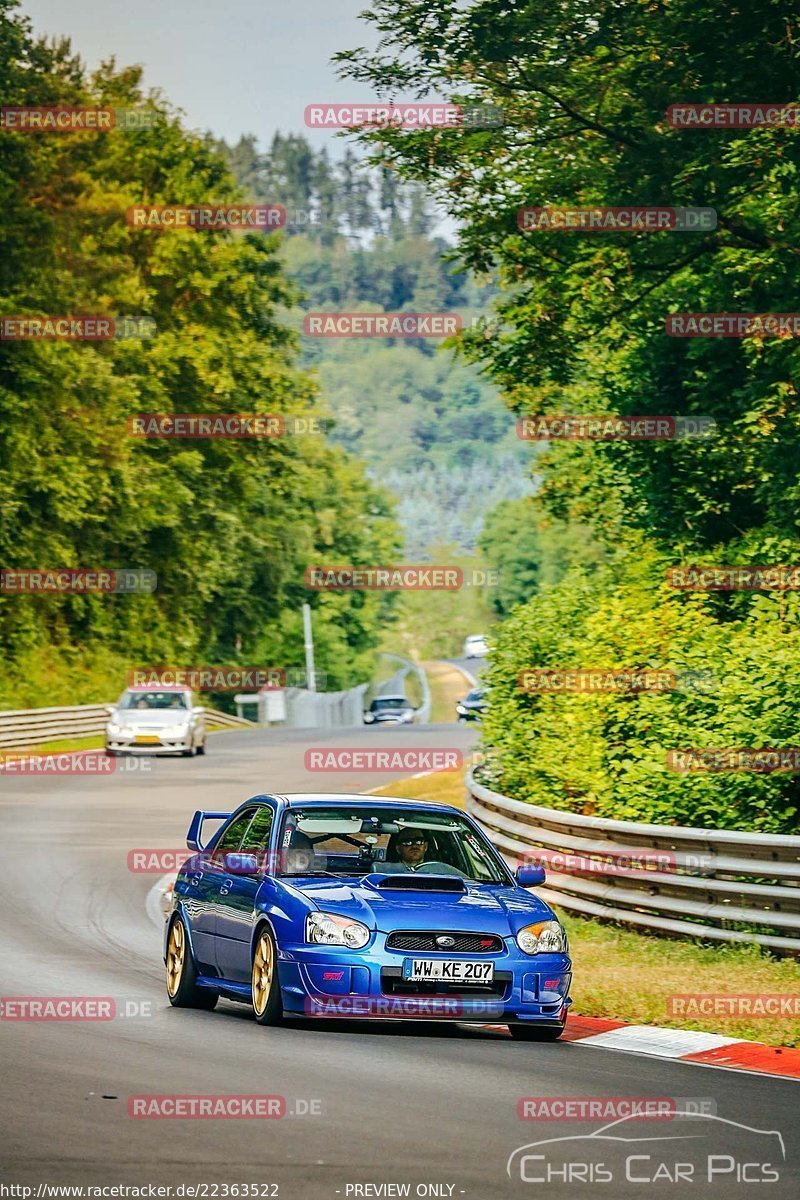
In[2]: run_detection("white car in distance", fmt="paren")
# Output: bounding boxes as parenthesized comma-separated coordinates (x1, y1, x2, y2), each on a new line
(463, 634, 489, 659)
(105, 685, 206, 757)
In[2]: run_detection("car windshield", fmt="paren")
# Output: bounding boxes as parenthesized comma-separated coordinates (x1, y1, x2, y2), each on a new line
(466, 690, 484, 702)
(371, 697, 408, 711)
(119, 690, 189, 710)
(278, 805, 509, 884)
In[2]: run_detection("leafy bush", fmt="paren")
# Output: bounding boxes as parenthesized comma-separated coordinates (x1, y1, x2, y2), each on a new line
(480, 539, 800, 833)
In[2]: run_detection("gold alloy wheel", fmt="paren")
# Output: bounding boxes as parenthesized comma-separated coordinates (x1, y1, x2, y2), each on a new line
(166, 919, 185, 997)
(252, 931, 274, 1016)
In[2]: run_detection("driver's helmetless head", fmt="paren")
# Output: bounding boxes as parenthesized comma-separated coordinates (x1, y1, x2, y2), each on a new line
(396, 830, 428, 865)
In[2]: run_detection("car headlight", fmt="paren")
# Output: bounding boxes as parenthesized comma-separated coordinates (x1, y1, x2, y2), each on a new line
(364, 713, 374, 723)
(306, 912, 370, 949)
(516, 920, 568, 955)
(456, 704, 466, 714)
(107, 722, 122, 736)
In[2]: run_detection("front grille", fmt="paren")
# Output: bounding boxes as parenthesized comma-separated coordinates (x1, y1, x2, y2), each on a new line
(386, 930, 504, 953)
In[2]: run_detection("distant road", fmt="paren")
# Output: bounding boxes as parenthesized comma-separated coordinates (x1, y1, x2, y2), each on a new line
(448, 655, 487, 686)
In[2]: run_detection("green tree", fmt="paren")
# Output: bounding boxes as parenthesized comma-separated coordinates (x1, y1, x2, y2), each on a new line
(0, 0, 400, 705)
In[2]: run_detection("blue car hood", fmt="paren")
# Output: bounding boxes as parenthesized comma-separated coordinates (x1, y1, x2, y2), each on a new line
(290, 876, 554, 936)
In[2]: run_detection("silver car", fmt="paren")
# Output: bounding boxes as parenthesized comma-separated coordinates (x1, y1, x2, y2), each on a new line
(105, 686, 206, 756)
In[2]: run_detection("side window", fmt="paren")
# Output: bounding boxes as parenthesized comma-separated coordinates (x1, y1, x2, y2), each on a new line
(213, 810, 256, 856)
(241, 805, 274, 854)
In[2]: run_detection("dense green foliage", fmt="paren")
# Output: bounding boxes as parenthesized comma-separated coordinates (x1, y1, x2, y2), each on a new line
(0, 0, 399, 705)
(221, 133, 533, 555)
(337, 0, 800, 830)
(478, 499, 605, 617)
(482, 541, 800, 833)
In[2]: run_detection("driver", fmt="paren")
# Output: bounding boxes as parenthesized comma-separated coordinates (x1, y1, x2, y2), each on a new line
(386, 828, 466, 877)
(394, 829, 429, 870)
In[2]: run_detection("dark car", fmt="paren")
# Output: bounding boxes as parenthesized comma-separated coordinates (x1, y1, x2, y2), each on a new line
(456, 688, 487, 723)
(363, 695, 416, 725)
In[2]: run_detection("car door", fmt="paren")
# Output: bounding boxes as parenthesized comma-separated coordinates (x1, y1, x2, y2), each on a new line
(190, 809, 257, 974)
(214, 803, 275, 983)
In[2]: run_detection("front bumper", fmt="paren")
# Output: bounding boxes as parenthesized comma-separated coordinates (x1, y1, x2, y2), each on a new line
(364, 716, 415, 725)
(106, 734, 194, 754)
(275, 936, 571, 1024)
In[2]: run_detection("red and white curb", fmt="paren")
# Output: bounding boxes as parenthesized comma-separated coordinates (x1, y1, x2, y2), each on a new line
(147, 878, 798, 1080)
(558, 1015, 800, 1081)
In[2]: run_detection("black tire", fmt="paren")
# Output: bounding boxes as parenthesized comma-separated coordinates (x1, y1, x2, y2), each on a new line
(166, 915, 218, 1010)
(196, 739, 206, 756)
(251, 925, 283, 1025)
(510, 1023, 564, 1042)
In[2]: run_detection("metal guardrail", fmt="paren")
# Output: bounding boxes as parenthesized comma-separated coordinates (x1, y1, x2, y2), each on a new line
(204, 709, 258, 730)
(466, 770, 800, 955)
(0, 702, 256, 750)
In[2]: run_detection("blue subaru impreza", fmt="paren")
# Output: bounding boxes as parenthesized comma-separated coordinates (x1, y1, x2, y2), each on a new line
(165, 794, 572, 1039)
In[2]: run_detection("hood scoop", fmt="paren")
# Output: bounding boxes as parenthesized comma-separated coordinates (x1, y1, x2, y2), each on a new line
(364, 872, 466, 893)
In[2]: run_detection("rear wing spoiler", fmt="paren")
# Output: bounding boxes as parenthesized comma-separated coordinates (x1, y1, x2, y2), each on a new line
(187, 810, 231, 851)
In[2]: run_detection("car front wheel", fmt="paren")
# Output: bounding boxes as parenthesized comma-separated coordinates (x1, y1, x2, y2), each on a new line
(165, 916, 218, 1009)
(251, 927, 283, 1025)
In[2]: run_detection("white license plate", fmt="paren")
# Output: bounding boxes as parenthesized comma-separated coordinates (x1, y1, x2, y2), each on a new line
(403, 958, 494, 983)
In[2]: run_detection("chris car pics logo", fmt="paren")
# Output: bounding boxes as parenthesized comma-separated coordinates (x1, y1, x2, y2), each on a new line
(507, 1113, 785, 1185)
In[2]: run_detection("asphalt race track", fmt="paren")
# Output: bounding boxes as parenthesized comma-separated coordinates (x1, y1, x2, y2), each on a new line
(1, 724, 797, 1198)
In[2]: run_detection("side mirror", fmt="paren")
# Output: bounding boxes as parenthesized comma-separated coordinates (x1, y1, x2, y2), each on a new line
(516, 864, 546, 887)
(104, 704, 116, 716)
(222, 851, 260, 875)
(192, 706, 205, 716)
